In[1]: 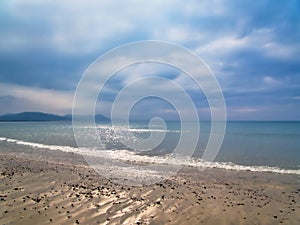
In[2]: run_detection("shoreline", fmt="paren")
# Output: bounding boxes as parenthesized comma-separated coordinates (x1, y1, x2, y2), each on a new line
(0, 136, 299, 175)
(0, 150, 299, 224)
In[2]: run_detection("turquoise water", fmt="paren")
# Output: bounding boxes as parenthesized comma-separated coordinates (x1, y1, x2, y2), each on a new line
(0, 121, 299, 172)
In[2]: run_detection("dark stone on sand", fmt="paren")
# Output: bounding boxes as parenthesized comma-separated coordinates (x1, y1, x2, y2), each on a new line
(31, 197, 41, 203)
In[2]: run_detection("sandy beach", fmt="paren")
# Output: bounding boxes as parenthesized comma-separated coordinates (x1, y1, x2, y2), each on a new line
(1, 0, 300, 224)
(0, 150, 299, 225)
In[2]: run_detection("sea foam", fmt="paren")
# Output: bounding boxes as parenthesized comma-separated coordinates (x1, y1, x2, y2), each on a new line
(0, 136, 299, 175)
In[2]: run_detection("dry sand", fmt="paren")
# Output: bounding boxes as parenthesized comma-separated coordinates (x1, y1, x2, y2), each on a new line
(0, 151, 299, 225)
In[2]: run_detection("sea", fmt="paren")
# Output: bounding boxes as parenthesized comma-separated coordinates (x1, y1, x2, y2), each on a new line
(0, 121, 299, 175)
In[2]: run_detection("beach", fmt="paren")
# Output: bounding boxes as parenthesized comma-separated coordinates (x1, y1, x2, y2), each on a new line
(1, 0, 300, 224)
(1, 149, 299, 225)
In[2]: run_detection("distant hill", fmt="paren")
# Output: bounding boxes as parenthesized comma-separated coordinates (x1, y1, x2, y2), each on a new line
(0, 112, 110, 122)
(0, 112, 68, 121)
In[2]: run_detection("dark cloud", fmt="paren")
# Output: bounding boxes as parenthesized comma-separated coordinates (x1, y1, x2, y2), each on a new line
(0, 50, 94, 90)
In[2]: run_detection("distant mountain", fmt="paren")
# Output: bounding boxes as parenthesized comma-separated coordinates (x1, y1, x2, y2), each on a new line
(0, 112, 110, 122)
(0, 112, 68, 121)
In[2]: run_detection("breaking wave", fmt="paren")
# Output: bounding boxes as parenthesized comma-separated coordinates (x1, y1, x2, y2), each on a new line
(0, 137, 299, 175)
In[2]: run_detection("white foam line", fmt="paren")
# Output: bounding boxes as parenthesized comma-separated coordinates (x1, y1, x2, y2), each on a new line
(0, 137, 79, 153)
(0, 136, 299, 175)
(128, 128, 180, 133)
(97, 125, 180, 133)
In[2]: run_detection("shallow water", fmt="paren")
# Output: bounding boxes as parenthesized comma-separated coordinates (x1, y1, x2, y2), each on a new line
(0, 121, 299, 173)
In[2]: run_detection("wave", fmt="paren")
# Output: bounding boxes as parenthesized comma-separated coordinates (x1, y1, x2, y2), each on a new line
(0, 137, 299, 175)
(96, 125, 180, 133)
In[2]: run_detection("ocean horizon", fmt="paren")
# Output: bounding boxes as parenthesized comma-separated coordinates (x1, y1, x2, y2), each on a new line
(0, 120, 299, 174)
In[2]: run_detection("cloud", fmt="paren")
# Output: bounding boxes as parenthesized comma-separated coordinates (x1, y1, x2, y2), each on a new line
(263, 42, 300, 61)
(0, 83, 74, 114)
(263, 76, 281, 86)
(2, 0, 183, 54)
(0, 0, 299, 120)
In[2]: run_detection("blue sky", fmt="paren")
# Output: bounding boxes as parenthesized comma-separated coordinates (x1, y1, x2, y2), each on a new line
(0, 0, 300, 120)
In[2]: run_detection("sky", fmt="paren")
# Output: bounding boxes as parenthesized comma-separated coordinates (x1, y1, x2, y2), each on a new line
(0, 0, 300, 120)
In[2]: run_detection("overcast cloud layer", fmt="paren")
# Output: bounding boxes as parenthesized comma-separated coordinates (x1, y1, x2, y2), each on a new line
(0, 0, 300, 120)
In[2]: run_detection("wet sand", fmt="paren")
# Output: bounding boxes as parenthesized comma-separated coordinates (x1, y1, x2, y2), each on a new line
(0, 151, 299, 225)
